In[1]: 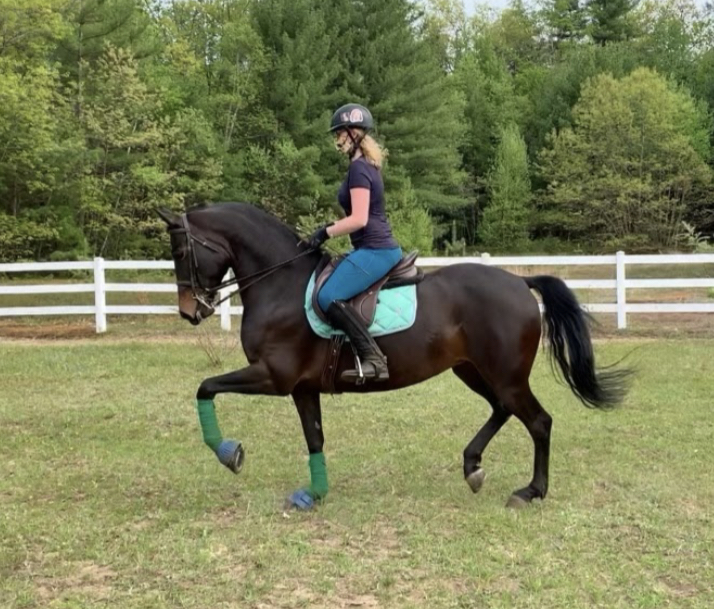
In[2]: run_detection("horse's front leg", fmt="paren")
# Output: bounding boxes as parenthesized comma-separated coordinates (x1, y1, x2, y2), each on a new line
(286, 387, 327, 511)
(195, 362, 279, 473)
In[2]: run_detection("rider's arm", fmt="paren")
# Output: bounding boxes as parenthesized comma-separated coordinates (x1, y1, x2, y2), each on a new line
(327, 188, 369, 237)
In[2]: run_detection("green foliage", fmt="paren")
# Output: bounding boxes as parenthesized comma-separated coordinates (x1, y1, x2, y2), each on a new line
(585, 0, 641, 45)
(388, 179, 435, 255)
(77, 45, 223, 257)
(538, 68, 712, 250)
(237, 138, 322, 227)
(343, 0, 467, 215)
(478, 124, 531, 250)
(0, 60, 62, 215)
(455, 35, 524, 183)
(0, 214, 58, 261)
(0, 0, 67, 61)
(540, 0, 588, 46)
(1, 0, 713, 260)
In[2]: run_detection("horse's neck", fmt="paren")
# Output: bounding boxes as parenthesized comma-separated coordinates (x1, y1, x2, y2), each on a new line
(223, 219, 320, 312)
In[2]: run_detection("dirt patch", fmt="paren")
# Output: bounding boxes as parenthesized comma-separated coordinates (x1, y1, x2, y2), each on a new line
(3, 310, 714, 344)
(487, 576, 521, 594)
(34, 561, 117, 602)
(0, 321, 96, 340)
(657, 575, 700, 598)
(589, 313, 714, 339)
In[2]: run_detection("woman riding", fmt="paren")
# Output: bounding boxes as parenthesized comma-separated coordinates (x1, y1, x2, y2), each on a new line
(304, 103, 402, 383)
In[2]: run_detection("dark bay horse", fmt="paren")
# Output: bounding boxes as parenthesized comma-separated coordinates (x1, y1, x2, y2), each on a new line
(157, 203, 630, 509)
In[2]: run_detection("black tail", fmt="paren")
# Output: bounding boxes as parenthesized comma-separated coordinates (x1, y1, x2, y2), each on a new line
(525, 275, 632, 409)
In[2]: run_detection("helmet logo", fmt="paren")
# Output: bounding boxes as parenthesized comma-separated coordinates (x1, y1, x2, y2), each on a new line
(349, 109, 364, 123)
(340, 112, 350, 122)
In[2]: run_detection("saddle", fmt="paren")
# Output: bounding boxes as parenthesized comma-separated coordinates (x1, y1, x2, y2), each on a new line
(312, 250, 423, 326)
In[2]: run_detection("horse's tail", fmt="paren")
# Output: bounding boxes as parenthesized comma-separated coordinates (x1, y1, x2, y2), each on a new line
(525, 275, 632, 409)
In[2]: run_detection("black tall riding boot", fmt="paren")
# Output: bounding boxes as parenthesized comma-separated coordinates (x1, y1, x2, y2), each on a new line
(325, 300, 389, 383)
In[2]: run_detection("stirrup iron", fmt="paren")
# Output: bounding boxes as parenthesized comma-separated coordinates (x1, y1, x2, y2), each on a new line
(354, 353, 365, 385)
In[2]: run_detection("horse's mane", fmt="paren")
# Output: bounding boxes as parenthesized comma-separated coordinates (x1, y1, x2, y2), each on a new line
(188, 202, 303, 243)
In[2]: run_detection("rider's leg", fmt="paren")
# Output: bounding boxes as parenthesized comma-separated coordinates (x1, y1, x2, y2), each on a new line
(316, 247, 401, 382)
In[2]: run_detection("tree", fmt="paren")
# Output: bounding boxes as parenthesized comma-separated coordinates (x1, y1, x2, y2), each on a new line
(538, 68, 711, 250)
(55, 0, 159, 117)
(337, 0, 467, 218)
(248, 0, 341, 213)
(0, 0, 67, 61)
(0, 61, 64, 217)
(158, 0, 269, 148)
(78, 45, 222, 257)
(585, 0, 641, 45)
(418, 0, 471, 72)
(456, 32, 525, 183)
(478, 124, 531, 249)
(540, 0, 588, 46)
(520, 41, 642, 158)
(489, 0, 545, 71)
(632, 0, 714, 85)
(236, 138, 322, 226)
(388, 178, 435, 255)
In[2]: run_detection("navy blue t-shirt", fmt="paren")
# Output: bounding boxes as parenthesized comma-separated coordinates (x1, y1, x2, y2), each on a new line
(337, 158, 399, 249)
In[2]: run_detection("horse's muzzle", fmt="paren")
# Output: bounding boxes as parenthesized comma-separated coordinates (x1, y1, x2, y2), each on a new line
(180, 310, 202, 325)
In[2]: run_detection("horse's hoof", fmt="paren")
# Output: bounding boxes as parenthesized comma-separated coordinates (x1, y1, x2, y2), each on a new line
(217, 440, 244, 474)
(286, 489, 314, 511)
(506, 494, 529, 509)
(466, 468, 486, 494)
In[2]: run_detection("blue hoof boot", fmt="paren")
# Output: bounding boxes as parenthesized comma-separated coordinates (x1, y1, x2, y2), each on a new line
(286, 489, 314, 511)
(217, 440, 244, 474)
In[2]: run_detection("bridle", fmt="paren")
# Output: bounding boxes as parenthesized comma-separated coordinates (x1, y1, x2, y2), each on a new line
(169, 213, 315, 314)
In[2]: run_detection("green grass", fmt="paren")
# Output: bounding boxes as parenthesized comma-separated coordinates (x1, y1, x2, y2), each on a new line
(1, 339, 713, 608)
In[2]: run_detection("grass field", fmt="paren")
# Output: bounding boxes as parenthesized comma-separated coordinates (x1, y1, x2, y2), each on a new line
(1, 335, 713, 608)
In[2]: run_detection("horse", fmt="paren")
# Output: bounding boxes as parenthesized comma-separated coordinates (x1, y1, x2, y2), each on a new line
(157, 202, 631, 509)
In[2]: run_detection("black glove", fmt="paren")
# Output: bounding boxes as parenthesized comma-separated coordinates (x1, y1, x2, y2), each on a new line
(303, 224, 333, 250)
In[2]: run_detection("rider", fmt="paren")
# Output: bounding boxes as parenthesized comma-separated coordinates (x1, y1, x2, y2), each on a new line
(304, 103, 402, 383)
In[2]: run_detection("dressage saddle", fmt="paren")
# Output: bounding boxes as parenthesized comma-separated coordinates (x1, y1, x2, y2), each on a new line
(312, 250, 423, 326)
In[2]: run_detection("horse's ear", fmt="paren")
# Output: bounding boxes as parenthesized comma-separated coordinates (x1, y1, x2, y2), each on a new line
(156, 207, 181, 227)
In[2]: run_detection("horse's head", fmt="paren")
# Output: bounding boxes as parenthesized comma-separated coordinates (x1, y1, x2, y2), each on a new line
(157, 207, 234, 326)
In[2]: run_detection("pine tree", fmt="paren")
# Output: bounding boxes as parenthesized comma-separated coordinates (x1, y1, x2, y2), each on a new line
(585, 0, 640, 45)
(540, 0, 587, 46)
(336, 0, 467, 218)
(478, 124, 531, 250)
(55, 0, 159, 116)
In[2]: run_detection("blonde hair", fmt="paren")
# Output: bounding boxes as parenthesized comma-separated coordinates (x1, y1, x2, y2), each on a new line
(358, 133, 387, 169)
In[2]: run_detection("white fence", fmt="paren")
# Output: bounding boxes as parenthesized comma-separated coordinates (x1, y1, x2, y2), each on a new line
(1, 252, 713, 333)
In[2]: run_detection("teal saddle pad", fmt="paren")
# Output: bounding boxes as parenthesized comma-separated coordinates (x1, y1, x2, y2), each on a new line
(304, 271, 418, 339)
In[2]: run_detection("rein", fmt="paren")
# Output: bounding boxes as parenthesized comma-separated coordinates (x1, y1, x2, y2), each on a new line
(170, 214, 316, 310)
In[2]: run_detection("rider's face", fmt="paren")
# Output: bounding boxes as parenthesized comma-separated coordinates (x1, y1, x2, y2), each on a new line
(333, 129, 352, 155)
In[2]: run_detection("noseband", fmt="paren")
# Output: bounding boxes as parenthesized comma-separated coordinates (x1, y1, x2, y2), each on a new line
(169, 213, 317, 313)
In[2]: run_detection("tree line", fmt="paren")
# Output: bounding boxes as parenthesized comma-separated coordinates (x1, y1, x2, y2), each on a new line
(1, 0, 713, 262)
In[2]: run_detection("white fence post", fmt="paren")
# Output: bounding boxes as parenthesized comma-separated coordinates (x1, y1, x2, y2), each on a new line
(481, 252, 491, 265)
(616, 250, 626, 330)
(220, 270, 232, 331)
(93, 257, 107, 333)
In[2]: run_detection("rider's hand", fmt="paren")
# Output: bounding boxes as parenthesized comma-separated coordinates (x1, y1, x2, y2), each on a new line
(303, 224, 332, 250)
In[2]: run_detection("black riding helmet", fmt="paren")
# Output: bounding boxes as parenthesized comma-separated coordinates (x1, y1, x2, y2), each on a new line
(329, 103, 374, 133)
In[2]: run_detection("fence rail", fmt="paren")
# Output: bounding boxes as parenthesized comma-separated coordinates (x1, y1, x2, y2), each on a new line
(1, 252, 713, 333)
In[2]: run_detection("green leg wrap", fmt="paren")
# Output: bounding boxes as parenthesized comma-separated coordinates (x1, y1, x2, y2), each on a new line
(197, 399, 223, 452)
(308, 452, 329, 500)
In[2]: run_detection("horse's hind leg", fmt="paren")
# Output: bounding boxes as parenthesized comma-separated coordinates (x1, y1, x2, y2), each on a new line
(453, 363, 511, 494)
(499, 384, 552, 508)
